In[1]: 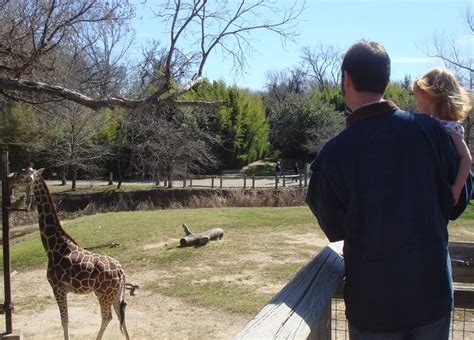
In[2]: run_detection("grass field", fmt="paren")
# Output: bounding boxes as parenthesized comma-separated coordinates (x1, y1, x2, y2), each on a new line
(2, 204, 473, 314)
(0, 204, 472, 338)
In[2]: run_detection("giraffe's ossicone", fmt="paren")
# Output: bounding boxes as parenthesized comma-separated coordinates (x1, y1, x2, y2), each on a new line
(9, 167, 136, 340)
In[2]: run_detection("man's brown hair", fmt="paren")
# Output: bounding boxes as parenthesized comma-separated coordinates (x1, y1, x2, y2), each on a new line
(341, 40, 390, 94)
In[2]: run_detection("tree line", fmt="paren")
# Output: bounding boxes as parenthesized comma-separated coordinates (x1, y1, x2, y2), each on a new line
(0, 1, 470, 189)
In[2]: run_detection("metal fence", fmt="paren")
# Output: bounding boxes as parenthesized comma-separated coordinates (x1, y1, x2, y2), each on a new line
(329, 297, 474, 340)
(326, 262, 474, 340)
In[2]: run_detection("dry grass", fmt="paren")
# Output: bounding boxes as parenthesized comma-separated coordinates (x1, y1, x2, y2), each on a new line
(184, 189, 306, 208)
(9, 189, 307, 227)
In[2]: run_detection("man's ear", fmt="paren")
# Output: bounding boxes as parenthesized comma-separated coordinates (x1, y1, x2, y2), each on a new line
(343, 71, 352, 90)
(36, 168, 45, 176)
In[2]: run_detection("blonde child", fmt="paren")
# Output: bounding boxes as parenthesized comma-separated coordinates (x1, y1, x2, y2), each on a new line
(413, 67, 472, 204)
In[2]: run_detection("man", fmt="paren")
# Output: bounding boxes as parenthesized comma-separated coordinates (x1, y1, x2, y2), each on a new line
(306, 40, 471, 339)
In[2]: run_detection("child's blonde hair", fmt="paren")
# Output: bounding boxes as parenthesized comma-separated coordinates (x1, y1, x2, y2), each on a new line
(413, 67, 472, 122)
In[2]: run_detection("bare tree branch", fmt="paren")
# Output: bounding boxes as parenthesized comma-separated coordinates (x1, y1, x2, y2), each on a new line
(0, 77, 222, 110)
(0, 0, 304, 111)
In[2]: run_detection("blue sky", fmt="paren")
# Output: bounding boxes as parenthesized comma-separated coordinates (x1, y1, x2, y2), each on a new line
(131, 0, 472, 91)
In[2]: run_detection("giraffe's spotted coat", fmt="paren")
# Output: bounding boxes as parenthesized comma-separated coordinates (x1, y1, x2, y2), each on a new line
(9, 168, 131, 340)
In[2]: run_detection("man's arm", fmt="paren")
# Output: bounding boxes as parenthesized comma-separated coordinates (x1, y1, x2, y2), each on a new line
(306, 162, 346, 242)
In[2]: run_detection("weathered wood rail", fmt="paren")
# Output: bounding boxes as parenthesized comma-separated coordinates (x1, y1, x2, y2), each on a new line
(235, 242, 344, 339)
(236, 241, 474, 339)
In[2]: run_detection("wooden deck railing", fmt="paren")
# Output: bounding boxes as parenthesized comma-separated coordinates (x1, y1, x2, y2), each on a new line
(235, 241, 474, 339)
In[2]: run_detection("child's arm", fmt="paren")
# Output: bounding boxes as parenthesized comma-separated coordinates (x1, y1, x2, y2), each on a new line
(450, 131, 472, 204)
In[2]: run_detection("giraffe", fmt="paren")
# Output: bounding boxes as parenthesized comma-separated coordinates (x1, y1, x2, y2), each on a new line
(9, 167, 135, 340)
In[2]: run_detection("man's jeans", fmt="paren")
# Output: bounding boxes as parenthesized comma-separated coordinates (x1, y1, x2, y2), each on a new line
(348, 314, 451, 340)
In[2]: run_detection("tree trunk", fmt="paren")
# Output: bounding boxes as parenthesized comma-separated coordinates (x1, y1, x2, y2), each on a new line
(61, 167, 67, 186)
(180, 224, 224, 247)
(71, 167, 77, 191)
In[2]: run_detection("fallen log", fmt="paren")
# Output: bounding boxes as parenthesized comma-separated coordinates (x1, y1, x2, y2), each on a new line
(180, 223, 224, 247)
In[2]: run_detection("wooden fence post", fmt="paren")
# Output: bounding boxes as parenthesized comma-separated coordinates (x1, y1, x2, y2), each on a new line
(183, 177, 187, 188)
(189, 176, 193, 188)
(275, 175, 278, 189)
(243, 176, 247, 189)
(304, 173, 308, 187)
(108, 172, 113, 185)
(220, 176, 223, 189)
(252, 175, 255, 189)
(282, 173, 286, 187)
(211, 176, 215, 189)
(299, 171, 303, 187)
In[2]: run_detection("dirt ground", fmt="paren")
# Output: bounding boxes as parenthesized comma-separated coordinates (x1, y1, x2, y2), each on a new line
(0, 216, 326, 339)
(3, 268, 250, 339)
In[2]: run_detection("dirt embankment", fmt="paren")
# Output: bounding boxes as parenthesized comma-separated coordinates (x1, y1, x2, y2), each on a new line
(53, 188, 231, 212)
(53, 187, 307, 212)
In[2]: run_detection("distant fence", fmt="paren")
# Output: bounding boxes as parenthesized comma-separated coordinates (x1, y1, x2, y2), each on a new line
(158, 172, 309, 190)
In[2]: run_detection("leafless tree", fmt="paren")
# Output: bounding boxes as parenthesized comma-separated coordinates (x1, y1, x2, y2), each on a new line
(0, 0, 305, 111)
(301, 43, 341, 90)
(265, 67, 307, 102)
(39, 101, 111, 190)
(124, 107, 218, 188)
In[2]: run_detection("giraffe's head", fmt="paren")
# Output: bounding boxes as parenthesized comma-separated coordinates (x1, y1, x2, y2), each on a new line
(8, 167, 44, 189)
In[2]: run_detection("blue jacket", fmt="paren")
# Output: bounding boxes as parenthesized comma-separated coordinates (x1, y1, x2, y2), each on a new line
(306, 101, 472, 332)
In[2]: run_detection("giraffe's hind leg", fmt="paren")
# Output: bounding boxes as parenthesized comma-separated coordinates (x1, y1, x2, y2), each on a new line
(52, 287, 69, 340)
(96, 295, 113, 340)
(113, 296, 130, 340)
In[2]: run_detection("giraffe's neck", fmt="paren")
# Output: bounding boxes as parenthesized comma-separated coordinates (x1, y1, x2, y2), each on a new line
(32, 176, 77, 254)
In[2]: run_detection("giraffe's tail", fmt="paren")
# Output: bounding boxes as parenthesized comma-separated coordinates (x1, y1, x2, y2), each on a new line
(119, 300, 127, 333)
(118, 280, 139, 334)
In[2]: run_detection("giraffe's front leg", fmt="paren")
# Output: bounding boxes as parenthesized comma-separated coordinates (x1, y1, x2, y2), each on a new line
(52, 287, 69, 340)
(96, 295, 113, 340)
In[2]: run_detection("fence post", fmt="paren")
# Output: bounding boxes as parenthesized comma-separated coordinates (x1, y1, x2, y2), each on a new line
(283, 173, 286, 187)
(243, 176, 247, 189)
(220, 176, 223, 189)
(189, 176, 193, 188)
(183, 177, 187, 188)
(211, 176, 215, 189)
(275, 175, 278, 189)
(108, 172, 113, 185)
(304, 173, 308, 187)
(252, 175, 255, 189)
(1, 147, 13, 334)
(299, 171, 303, 187)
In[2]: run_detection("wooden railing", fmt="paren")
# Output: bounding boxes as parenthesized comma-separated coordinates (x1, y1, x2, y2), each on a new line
(236, 241, 474, 339)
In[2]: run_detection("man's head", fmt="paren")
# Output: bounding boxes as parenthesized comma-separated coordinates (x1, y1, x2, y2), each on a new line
(341, 40, 391, 110)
